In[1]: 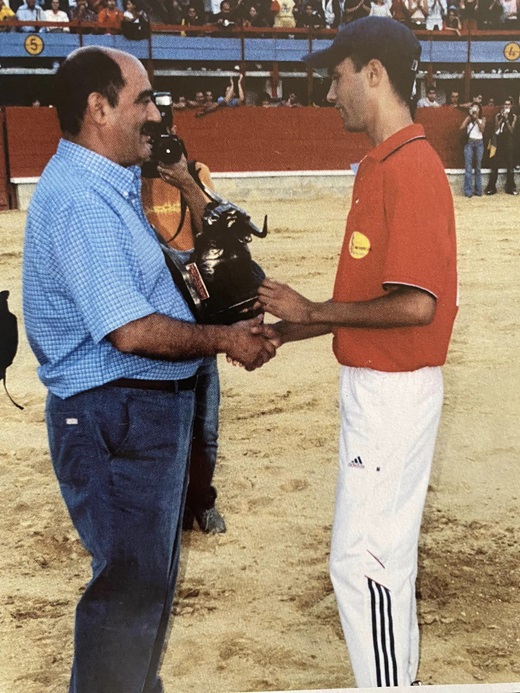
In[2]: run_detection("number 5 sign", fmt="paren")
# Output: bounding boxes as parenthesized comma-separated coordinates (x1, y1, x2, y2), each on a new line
(24, 35, 45, 56)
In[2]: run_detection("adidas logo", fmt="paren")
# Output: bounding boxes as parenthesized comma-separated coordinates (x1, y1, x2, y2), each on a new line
(348, 456, 364, 469)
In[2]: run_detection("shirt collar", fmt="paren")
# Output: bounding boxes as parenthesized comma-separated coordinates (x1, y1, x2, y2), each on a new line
(366, 123, 426, 163)
(56, 139, 142, 197)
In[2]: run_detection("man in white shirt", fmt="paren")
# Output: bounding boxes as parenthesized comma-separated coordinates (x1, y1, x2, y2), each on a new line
(44, 0, 70, 30)
(417, 86, 441, 107)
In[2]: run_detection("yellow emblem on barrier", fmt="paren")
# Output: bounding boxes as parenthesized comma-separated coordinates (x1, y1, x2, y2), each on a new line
(349, 231, 371, 259)
(24, 35, 44, 56)
(504, 42, 520, 61)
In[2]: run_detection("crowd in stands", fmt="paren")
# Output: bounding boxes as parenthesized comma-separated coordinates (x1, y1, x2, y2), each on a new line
(0, 0, 518, 33)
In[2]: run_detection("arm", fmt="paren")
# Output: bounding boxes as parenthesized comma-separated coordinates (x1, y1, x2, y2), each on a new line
(506, 114, 517, 135)
(236, 73, 245, 105)
(477, 116, 486, 132)
(108, 312, 276, 370)
(156, 155, 208, 237)
(459, 115, 470, 131)
(257, 279, 436, 328)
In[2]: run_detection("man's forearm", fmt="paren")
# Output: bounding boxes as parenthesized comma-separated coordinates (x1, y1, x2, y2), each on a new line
(110, 313, 228, 359)
(307, 287, 436, 328)
(275, 321, 332, 344)
(109, 312, 275, 370)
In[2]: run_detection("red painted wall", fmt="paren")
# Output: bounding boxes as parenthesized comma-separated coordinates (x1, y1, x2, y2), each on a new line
(2, 105, 499, 206)
(0, 110, 12, 211)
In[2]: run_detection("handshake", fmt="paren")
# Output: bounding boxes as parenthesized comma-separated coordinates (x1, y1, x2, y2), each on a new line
(224, 313, 281, 372)
(224, 277, 314, 371)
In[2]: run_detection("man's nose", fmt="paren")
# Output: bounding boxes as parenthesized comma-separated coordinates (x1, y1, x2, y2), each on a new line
(326, 84, 336, 104)
(148, 101, 162, 123)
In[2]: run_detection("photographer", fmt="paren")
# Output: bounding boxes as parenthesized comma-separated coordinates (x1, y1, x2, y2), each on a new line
(141, 105, 227, 534)
(460, 102, 486, 197)
(486, 96, 517, 195)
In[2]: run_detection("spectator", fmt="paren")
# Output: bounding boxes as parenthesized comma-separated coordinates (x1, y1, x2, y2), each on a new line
(97, 0, 123, 32)
(218, 73, 245, 106)
(487, 97, 495, 106)
(187, 90, 206, 108)
(44, 0, 70, 29)
(172, 95, 188, 109)
(272, 0, 296, 26)
(212, 0, 237, 26)
(390, 0, 410, 21)
(296, 0, 325, 25)
(417, 86, 441, 107)
(197, 75, 245, 116)
(121, 0, 150, 38)
(16, 0, 45, 31)
(447, 89, 463, 108)
(69, 0, 97, 27)
(425, 0, 446, 29)
(499, 0, 517, 22)
(460, 103, 486, 197)
(444, 3, 461, 31)
(183, 3, 205, 23)
(258, 90, 276, 106)
(341, 0, 370, 22)
(243, 3, 270, 25)
(319, 0, 342, 26)
(369, 0, 392, 15)
(0, 0, 16, 28)
(486, 96, 517, 195)
(477, 0, 502, 25)
(459, 0, 478, 23)
(404, 0, 426, 25)
(280, 91, 303, 106)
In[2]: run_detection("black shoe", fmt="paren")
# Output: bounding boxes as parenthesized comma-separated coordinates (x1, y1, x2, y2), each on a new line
(506, 190, 518, 195)
(485, 189, 496, 195)
(411, 681, 423, 686)
(195, 506, 226, 534)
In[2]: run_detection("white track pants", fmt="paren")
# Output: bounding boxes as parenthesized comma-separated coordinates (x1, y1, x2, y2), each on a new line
(330, 366, 443, 688)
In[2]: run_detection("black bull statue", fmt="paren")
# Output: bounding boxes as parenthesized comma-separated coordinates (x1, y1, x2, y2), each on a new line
(161, 181, 268, 325)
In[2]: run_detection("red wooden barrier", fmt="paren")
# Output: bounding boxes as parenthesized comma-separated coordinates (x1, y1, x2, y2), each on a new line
(0, 110, 12, 211)
(3, 105, 500, 208)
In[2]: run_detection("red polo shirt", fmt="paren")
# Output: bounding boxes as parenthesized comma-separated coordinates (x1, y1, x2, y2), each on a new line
(332, 123, 458, 372)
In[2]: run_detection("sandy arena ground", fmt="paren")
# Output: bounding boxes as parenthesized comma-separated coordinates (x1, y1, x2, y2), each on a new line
(0, 187, 519, 692)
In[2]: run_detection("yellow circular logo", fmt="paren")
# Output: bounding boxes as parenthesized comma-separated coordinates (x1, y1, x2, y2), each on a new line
(24, 35, 44, 56)
(349, 231, 371, 259)
(504, 42, 520, 61)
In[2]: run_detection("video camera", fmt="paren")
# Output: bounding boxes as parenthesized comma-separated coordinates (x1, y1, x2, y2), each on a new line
(141, 91, 187, 178)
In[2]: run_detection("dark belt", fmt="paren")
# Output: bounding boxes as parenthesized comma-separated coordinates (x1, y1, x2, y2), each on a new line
(108, 375, 197, 393)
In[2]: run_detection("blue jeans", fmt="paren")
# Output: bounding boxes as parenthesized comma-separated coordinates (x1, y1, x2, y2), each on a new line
(464, 139, 483, 197)
(185, 356, 220, 514)
(46, 383, 196, 693)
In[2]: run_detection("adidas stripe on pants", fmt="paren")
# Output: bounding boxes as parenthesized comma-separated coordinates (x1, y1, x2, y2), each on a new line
(330, 365, 443, 687)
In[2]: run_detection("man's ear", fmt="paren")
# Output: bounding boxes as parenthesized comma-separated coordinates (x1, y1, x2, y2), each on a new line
(365, 58, 385, 88)
(85, 91, 110, 126)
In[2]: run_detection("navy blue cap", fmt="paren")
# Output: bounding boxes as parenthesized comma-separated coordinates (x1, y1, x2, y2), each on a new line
(303, 17, 421, 76)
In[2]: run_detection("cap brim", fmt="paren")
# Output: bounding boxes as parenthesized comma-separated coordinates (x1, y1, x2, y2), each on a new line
(302, 44, 341, 69)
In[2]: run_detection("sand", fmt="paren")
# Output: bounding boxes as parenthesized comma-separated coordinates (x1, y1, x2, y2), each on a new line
(0, 189, 519, 692)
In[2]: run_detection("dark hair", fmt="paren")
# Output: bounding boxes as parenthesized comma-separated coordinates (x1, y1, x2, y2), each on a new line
(349, 51, 419, 108)
(54, 47, 126, 136)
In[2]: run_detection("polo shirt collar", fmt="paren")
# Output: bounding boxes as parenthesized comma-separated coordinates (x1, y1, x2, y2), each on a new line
(56, 138, 141, 197)
(367, 123, 426, 163)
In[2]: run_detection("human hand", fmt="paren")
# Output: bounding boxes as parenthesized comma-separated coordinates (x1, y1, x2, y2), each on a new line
(157, 156, 191, 190)
(257, 278, 313, 324)
(225, 315, 277, 371)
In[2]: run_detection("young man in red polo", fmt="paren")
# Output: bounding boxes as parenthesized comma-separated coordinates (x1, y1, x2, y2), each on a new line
(256, 16, 458, 688)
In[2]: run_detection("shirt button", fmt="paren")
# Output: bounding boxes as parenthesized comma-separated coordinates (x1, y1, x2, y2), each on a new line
(355, 198, 360, 204)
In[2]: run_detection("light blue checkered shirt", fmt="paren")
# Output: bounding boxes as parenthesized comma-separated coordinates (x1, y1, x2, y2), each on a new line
(23, 139, 202, 399)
